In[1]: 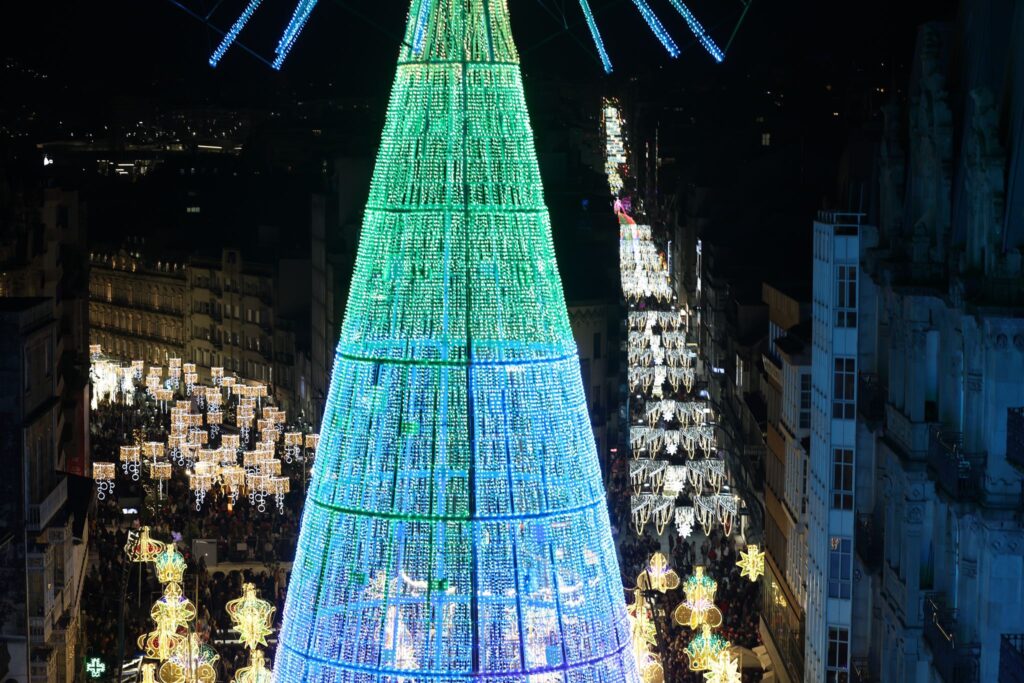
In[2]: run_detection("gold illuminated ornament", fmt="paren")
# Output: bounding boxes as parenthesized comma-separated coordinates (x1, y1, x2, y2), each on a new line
(232, 649, 273, 683)
(139, 583, 197, 660)
(225, 583, 275, 650)
(685, 624, 730, 672)
(673, 566, 723, 630)
(159, 633, 219, 683)
(736, 543, 765, 582)
(637, 552, 681, 593)
(703, 649, 742, 683)
(126, 526, 166, 563)
(141, 663, 158, 683)
(626, 589, 663, 683)
(155, 546, 187, 585)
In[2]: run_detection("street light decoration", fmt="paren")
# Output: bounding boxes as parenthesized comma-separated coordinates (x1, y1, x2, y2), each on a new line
(673, 566, 723, 630)
(637, 552, 681, 593)
(125, 526, 165, 563)
(159, 633, 219, 683)
(231, 649, 273, 683)
(155, 545, 187, 585)
(92, 462, 116, 500)
(225, 583, 275, 650)
(685, 625, 730, 672)
(736, 543, 765, 582)
(703, 649, 742, 683)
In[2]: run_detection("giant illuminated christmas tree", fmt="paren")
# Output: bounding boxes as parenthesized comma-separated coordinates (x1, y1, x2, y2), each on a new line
(273, 0, 638, 679)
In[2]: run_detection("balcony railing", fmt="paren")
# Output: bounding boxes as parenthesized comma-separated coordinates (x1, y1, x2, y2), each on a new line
(26, 477, 67, 532)
(855, 512, 883, 572)
(1000, 634, 1024, 683)
(885, 403, 931, 460)
(923, 594, 980, 683)
(1008, 408, 1024, 472)
(927, 431, 985, 503)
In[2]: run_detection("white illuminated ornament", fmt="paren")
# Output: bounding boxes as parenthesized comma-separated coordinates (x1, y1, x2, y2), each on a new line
(675, 505, 695, 538)
(703, 650, 742, 683)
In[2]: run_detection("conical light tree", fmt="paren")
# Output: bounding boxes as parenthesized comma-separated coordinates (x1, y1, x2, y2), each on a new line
(274, 0, 639, 680)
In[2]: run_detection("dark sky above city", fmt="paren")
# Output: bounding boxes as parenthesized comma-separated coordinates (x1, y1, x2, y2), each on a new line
(4, 0, 955, 104)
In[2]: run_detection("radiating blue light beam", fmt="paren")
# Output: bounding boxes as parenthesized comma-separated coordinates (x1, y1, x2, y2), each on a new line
(209, 0, 264, 67)
(629, 0, 679, 58)
(666, 0, 724, 62)
(577, 0, 613, 73)
(273, 0, 320, 70)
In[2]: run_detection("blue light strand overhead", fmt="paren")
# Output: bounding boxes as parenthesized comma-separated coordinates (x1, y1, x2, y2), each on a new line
(665, 0, 724, 62)
(576, 0, 613, 73)
(209, 0, 264, 66)
(627, 0, 679, 58)
(273, 0, 320, 69)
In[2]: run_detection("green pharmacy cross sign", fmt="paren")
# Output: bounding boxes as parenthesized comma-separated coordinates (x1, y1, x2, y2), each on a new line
(85, 656, 106, 679)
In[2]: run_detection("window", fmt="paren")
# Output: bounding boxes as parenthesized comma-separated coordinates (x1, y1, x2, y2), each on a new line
(832, 357, 855, 419)
(827, 626, 850, 682)
(761, 132, 771, 147)
(831, 448, 854, 510)
(799, 373, 811, 428)
(835, 265, 857, 327)
(593, 332, 602, 360)
(736, 355, 745, 388)
(828, 537, 852, 599)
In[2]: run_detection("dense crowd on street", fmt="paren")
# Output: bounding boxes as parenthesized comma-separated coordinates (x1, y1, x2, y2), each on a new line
(84, 395, 305, 680)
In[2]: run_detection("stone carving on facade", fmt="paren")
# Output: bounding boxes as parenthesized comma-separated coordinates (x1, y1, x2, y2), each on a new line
(905, 505, 924, 524)
(962, 88, 1006, 275)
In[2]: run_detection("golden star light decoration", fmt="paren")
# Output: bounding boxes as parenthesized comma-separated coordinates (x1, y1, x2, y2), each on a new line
(736, 543, 765, 582)
(225, 583, 275, 650)
(703, 649, 743, 683)
(673, 565, 723, 630)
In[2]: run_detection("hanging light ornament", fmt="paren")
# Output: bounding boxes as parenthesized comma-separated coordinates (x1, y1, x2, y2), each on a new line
(120, 445, 141, 481)
(92, 461, 116, 500)
(672, 566, 722, 630)
(125, 526, 165, 563)
(685, 624, 730, 672)
(190, 463, 217, 511)
(283, 432, 302, 463)
(637, 552, 680, 593)
(736, 543, 765, 582)
(225, 583, 275, 650)
(150, 461, 173, 499)
(220, 465, 246, 505)
(139, 582, 195, 661)
(675, 505, 695, 539)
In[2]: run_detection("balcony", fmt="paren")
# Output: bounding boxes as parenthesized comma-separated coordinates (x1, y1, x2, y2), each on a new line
(1000, 634, 1024, 683)
(26, 477, 67, 532)
(927, 431, 985, 503)
(923, 594, 980, 683)
(1008, 408, 1024, 472)
(858, 373, 886, 426)
(885, 403, 932, 460)
(855, 512, 883, 572)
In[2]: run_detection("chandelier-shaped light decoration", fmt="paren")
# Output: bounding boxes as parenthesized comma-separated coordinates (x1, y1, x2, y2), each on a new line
(673, 566, 723, 630)
(225, 583, 275, 650)
(125, 526, 165, 563)
(120, 445, 141, 482)
(271, 1, 639, 679)
(93, 461, 116, 500)
(685, 625, 730, 672)
(736, 543, 765, 582)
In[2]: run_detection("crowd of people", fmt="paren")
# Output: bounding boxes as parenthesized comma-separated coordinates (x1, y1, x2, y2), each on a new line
(84, 394, 306, 680)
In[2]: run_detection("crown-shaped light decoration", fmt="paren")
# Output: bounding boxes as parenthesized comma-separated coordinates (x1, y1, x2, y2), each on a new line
(703, 649, 742, 683)
(637, 551, 681, 592)
(231, 649, 273, 683)
(159, 633, 219, 683)
(155, 546, 187, 585)
(685, 624, 730, 672)
(736, 543, 765, 582)
(225, 583, 275, 650)
(673, 565, 723, 630)
(139, 583, 197, 660)
(125, 526, 165, 563)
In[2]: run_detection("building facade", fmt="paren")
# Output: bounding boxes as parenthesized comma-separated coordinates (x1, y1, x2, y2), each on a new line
(0, 299, 90, 683)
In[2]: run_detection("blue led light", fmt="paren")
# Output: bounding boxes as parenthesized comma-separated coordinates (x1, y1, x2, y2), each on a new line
(666, 0, 724, 62)
(629, 0, 679, 58)
(411, 0, 433, 54)
(576, 0, 613, 73)
(272, 0, 320, 70)
(209, 0, 264, 67)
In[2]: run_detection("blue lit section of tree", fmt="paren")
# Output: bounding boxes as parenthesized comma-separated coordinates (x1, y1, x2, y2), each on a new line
(273, 0, 639, 679)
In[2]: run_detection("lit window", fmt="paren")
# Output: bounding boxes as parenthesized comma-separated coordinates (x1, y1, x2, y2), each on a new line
(761, 132, 771, 147)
